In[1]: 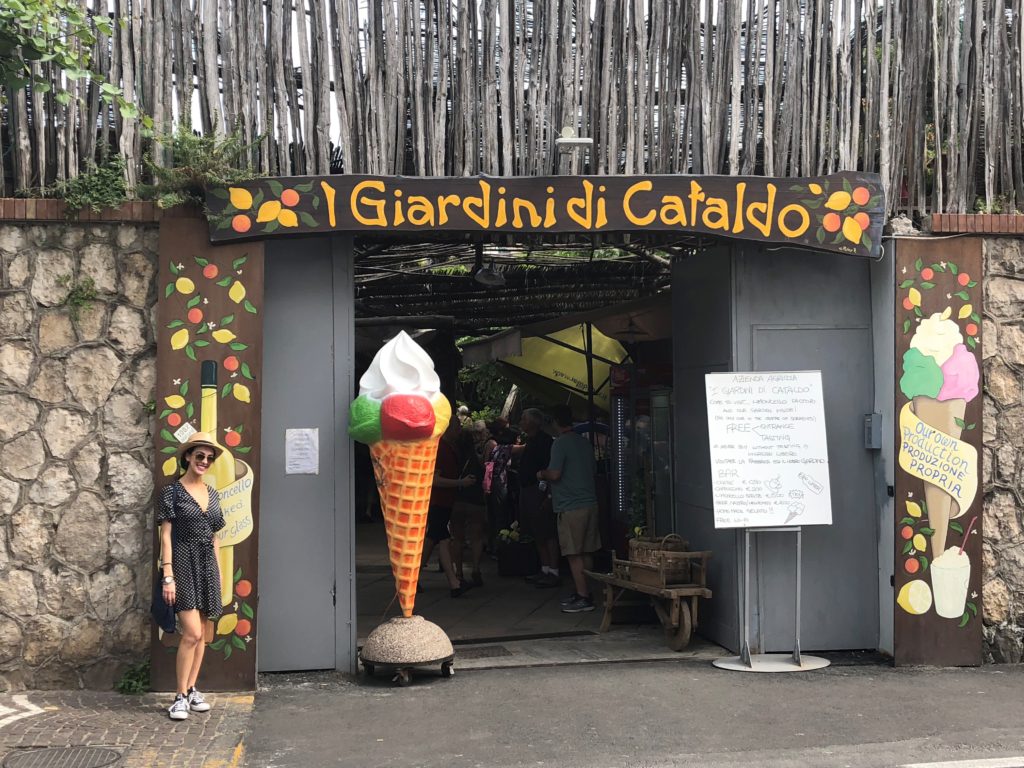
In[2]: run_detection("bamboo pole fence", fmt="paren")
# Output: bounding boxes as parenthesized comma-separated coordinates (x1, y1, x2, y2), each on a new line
(2, 0, 1023, 217)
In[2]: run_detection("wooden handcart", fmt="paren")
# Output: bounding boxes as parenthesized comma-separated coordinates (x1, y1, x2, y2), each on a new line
(584, 547, 712, 651)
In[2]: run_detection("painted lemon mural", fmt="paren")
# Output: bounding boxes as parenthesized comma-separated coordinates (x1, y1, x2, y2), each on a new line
(897, 581, 933, 616)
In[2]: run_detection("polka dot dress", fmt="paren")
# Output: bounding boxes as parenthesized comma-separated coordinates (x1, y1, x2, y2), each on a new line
(157, 481, 226, 619)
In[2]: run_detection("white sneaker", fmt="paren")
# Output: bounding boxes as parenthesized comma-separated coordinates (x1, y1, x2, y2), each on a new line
(168, 694, 189, 720)
(186, 687, 211, 713)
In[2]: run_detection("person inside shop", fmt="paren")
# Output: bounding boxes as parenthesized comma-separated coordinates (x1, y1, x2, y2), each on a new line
(421, 417, 475, 598)
(537, 404, 600, 613)
(451, 426, 487, 587)
(482, 417, 518, 550)
(514, 408, 558, 588)
(157, 432, 227, 720)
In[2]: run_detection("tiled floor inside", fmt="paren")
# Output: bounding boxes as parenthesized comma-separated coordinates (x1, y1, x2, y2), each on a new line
(355, 520, 727, 670)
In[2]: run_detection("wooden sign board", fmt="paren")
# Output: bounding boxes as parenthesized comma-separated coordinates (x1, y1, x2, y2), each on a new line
(893, 238, 983, 666)
(705, 371, 833, 529)
(152, 211, 264, 691)
(206, 172, 884, 259)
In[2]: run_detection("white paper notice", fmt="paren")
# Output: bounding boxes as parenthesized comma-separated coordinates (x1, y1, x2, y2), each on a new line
(705, 371, 832, 529)
(285, 428, 319, 475)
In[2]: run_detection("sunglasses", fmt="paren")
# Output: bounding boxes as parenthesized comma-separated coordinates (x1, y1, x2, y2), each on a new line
(191, 452, 216, 464)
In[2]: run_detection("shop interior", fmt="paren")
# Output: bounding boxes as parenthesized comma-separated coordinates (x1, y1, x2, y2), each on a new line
(349, 239, 716, 664)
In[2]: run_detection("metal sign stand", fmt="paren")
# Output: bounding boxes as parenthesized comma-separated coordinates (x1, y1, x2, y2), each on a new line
(713, 527, 830, 673)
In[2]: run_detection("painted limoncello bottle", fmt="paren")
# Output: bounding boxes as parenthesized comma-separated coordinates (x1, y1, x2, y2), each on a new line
(201, 360, 236, 605)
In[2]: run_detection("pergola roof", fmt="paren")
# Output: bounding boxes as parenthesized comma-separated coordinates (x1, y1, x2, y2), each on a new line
(353, 237, 680, 332)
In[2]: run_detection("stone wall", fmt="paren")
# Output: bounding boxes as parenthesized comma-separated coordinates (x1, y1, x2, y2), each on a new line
(982, 238, 1024, 663)
(0, 222, 158, 690)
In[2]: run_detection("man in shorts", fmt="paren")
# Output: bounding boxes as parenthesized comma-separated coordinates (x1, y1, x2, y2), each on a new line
(536, 404, 600, 613)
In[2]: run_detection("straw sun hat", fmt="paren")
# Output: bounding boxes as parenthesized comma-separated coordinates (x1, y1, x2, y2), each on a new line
(174, 431, 224, 470)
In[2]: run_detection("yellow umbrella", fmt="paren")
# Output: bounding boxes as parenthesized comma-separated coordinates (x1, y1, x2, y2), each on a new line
(498, 323, 628, 412)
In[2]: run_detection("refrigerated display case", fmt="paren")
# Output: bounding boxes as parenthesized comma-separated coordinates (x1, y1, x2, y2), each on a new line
(610, 371, 675, 542)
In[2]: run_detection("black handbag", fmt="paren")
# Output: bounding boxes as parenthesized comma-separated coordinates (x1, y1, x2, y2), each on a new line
(150, 485, 177, 633)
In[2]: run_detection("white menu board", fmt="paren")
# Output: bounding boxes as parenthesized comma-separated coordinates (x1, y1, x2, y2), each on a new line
(705, 371, 833, 528)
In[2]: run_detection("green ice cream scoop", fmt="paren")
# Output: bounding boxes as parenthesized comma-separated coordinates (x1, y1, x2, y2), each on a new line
(348, 395, 382, 444)
(900, 348, 943, 400)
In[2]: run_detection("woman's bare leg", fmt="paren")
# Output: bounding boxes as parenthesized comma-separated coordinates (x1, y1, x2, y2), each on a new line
(176, 610, 203, 694)
(438, 540, 460, 589)
(186, 619, 208, 689)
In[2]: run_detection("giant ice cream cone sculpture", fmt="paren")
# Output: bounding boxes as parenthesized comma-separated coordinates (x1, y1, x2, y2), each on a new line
(899, 310, 980, 558)
(349, 331, 451, 617)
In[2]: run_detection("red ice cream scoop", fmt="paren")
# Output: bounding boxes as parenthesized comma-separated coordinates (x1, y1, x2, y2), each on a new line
(380, 394, 436, 440)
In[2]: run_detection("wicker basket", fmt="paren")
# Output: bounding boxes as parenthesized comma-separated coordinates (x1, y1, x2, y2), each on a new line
(625, 534, 693, 587)
(628, 534, 688, 564)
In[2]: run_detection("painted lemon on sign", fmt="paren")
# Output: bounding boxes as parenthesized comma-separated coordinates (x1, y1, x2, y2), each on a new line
(842, 216, 863, 244)
(906, 501, 923, 518)
(912, 533, 927, 552)
(162, 456, 179, 476)
(216, 613, 238, 635)
(229, 281, 246, 303)
(170, 328, 190, 350)
(233, 384, 251, 403)
(175, 277, 195, 295)
(825, 190, 852, 211)
(212, 329, 237, 344)
(897, 580, 933, 615)
(229, 187, 253, 210)
(165, 395, 186, 409)
(256, 201, 282, 223)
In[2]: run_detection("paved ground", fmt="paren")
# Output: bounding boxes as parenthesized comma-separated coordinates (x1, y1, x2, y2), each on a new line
(1, 660, 1023, 767)
(245, 660, 1024, 768)
(0, 690, 251, 767)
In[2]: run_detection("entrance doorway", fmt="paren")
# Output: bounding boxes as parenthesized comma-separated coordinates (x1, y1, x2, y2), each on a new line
(256, 236, 885, 671)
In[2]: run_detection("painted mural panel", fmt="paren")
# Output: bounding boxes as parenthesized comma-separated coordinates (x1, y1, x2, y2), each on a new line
(152, 212, 264, 690)
(894, 238, 983, 666)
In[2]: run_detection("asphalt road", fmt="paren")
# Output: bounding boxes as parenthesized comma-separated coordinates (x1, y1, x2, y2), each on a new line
(243, 660, 1024, 768)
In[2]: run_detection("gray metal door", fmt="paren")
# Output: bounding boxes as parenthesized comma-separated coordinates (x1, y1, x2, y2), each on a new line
(258, 242, 337, 671)
(753, 326, 878, 651)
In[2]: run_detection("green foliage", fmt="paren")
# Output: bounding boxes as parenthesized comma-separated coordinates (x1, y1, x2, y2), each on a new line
(469, 406, 500, 423)
(56, 155, 127, 213)
(973, 194, 1017, 214)
(0, 0, 147, 124)
(115, 659, 150, 695)
(457, 361, 514, 414)
(58, 274, 97, 321)
(140, 125, 262, 210)
(430, 264, 471, 276)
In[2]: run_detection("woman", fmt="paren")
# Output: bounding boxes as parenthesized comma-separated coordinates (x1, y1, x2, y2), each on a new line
(420, 418, 476, 598)
(158, 432, 226, 721)
(483, 418, 518, 553)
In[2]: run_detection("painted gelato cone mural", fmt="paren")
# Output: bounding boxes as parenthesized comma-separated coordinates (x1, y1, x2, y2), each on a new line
(894, 239, 983, 666)
(348, 331, 452, 617)
(153, 214, 264, 690)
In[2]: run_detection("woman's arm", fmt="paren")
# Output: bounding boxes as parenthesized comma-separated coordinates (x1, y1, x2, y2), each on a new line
(159, 520, 175, 602)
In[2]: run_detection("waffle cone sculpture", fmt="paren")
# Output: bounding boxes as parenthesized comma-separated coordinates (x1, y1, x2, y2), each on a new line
(349, 331, 451, 618)
(371, 438, 439, 616)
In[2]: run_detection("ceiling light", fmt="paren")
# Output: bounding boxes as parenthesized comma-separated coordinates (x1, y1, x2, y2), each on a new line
(474, 263, 506, 287)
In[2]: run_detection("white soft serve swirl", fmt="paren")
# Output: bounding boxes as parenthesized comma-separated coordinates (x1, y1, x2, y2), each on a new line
(358, 330, 441, 399)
